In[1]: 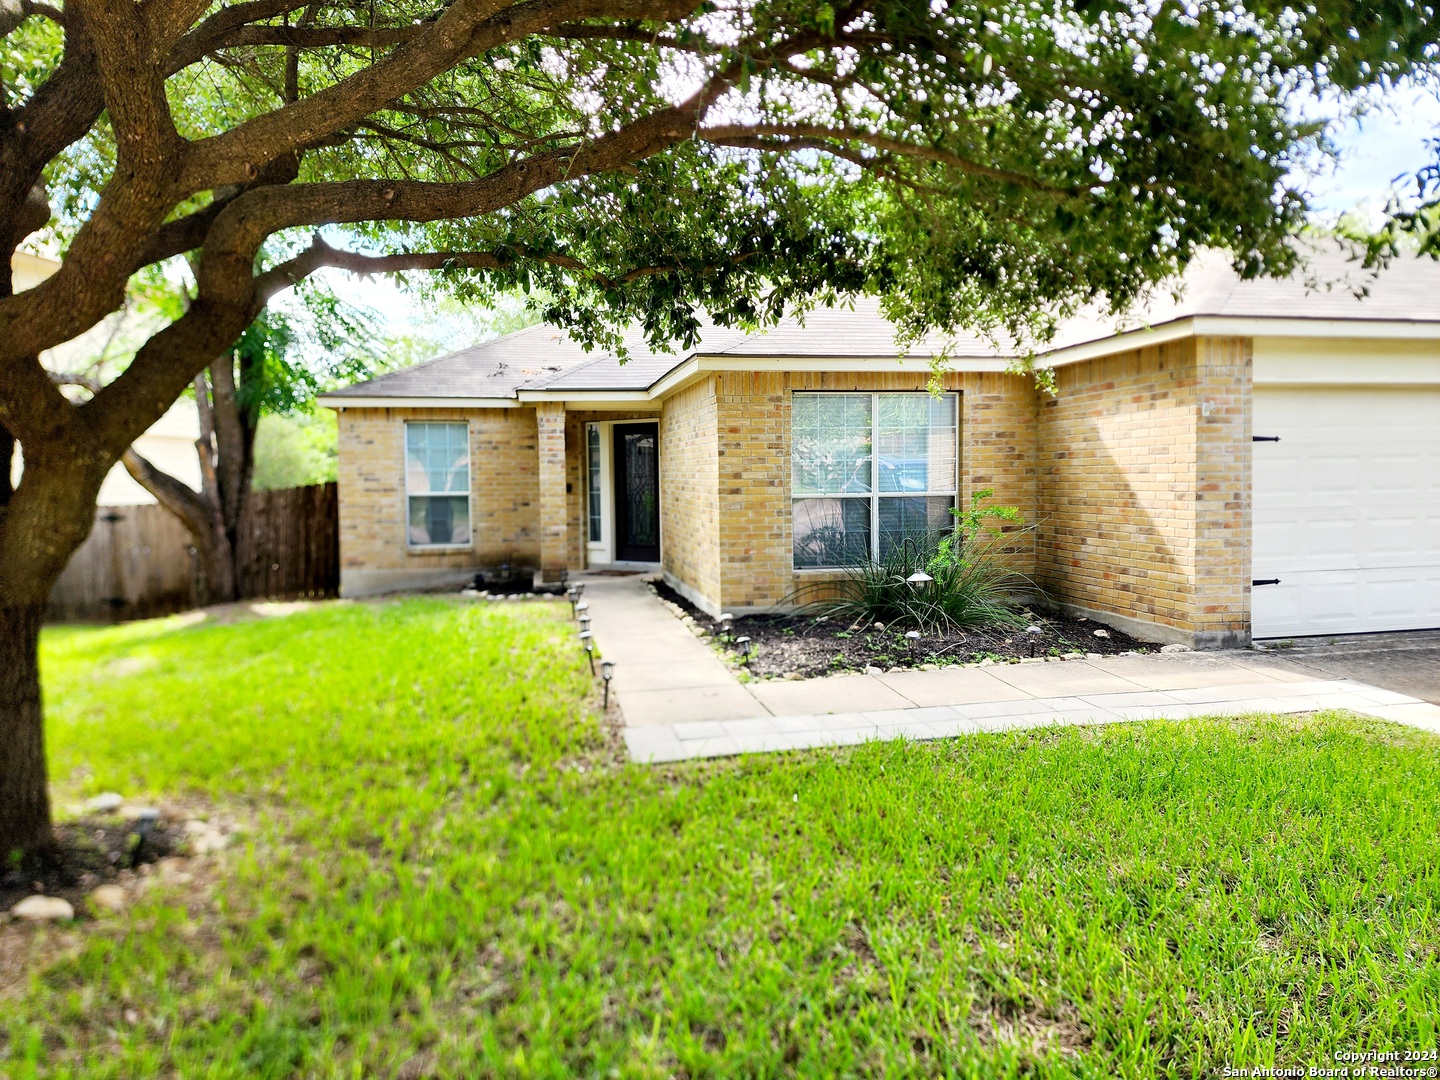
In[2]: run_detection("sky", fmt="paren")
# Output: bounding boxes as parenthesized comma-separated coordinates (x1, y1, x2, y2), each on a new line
(319, 83, 1440, 352)
(1303, 83, 1440, 216)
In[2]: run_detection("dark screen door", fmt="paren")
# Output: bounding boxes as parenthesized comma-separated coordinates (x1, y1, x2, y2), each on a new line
(613, 422, 660, 561)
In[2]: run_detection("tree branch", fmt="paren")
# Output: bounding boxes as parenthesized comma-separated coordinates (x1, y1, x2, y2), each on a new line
(121, 448, 214, 539)
(175, 0, 700, 192)
(256, 234, 765, 296)
(47, 370, 102, 395)
(1, 0, 65, 35)
(166, 0, 311, 73)
(697, 124, 1082, 195)
(69, 0, 181, 157)
(214, 22, 426, 50)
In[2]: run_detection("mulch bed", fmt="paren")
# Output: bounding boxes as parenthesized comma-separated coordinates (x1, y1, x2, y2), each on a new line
(1, 812, 181, 914)
(652, 581, 1153, 679)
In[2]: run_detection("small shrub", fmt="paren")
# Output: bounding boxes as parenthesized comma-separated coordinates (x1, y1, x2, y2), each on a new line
(793, 490, 1034, 632)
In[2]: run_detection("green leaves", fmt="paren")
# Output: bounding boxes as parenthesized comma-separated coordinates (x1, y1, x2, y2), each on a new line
(232, 286, 384, 416)
(14, 0, 1439, 388)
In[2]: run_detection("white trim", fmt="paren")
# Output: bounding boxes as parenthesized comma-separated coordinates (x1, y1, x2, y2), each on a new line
(646, 354, 1012, 401)
(403, 419, 474, 551)
(1253, 336, 1440, 387)
(1195, 316, 1440, 340)
(790, 390, 960, 569)
(646, 358, 706, 400)
(697, 354, 1011, 372)
(319, 395, 519, 409)
(517, 389, 656, 404)
(1039, 316, 1440, 369)
(585, 421, 615, 565)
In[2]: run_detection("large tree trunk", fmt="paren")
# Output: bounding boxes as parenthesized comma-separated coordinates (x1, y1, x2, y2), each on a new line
(0, 447, 109, 855)
(0, 600, 52, 855)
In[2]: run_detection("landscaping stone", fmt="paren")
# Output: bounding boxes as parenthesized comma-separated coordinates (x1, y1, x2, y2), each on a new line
(86, 792, 124, 812)
(11, 895, 74, 921)
(156, 857, 192, 882)
(863, 665, 883, 675)
(188, 827, 228, 855)
(1161, 643, 1193, 653)
(118, 804, 160, 821)
(88, 885, 128, 914)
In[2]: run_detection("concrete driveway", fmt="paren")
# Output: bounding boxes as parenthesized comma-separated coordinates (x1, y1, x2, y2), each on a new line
(1250, 630, 1440, 704)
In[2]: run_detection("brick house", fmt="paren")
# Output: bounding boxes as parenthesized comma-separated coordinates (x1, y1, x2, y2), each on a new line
(318, 247, 1440, 649)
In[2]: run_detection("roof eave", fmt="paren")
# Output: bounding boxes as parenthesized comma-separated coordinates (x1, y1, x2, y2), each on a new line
(1039, 315, 1440, 369)
(515, 388, 659, 408)
(316, 394, 521, 409)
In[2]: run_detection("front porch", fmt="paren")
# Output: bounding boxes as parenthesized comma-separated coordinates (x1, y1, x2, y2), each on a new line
(536, 403, 664, 583)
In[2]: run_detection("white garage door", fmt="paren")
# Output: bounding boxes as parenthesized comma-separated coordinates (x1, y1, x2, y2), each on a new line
(1252, 386, 1440, 638)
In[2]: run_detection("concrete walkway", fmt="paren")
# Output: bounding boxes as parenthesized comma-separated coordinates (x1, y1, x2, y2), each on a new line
(575, 574, 1440, 763)
(580, 573, 758, 725)
(1251, 629, 1440, 705)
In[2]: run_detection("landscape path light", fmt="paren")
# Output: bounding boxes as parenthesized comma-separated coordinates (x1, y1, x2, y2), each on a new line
(898, 536, 932, 590)
(1026, 624, 1044, 657)
(566, 585, 579, 615)
(718, 613, 734, 641)
(735, 635, 753, 665)
(579, 630, 595, 673)
(578, 613, 592, 635)
(905, 629, 922, 659)
(130, 807, 160, 868)
(601, 660, 615, 711)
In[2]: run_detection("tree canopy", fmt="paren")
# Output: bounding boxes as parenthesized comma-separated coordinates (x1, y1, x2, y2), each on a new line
(0, 0, 1436, 853)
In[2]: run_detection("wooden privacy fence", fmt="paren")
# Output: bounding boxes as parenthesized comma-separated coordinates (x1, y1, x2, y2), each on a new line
(46, 482, 339, 622)
(235, 483, 340, 601)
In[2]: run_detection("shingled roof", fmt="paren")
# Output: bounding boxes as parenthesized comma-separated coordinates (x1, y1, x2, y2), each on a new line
(325, 244, 1440, 403)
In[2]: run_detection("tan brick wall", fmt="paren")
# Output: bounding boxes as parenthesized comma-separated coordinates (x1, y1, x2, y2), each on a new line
(335, 406, 540, 592)
(1193, 336, 1252, 644)
(1036, 336, 1251, 646)
(659, 380, 721, 608)
(707, 370, 1039, 612)
(535, 402, 567, 579)
(337, 338, 1252, 642)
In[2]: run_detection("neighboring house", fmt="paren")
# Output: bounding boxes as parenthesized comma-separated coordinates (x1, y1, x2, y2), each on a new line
(318, 246, 1440, 648)
(9, 253, 203, 505)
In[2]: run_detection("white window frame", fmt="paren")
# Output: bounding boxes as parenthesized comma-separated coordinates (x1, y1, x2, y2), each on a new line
(585, 421, 615, 565)
(404, 419, 473, 550)
(791, 391, 960, 570)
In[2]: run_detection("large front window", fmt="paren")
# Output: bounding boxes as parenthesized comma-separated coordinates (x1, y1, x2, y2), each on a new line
(405, 421, 471, 547)
(791, 392, 958, 568)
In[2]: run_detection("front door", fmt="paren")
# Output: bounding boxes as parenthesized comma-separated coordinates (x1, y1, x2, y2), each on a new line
(613, 422, 660, 562)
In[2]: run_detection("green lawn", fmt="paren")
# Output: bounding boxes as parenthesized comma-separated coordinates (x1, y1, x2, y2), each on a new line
(5, 598, 1439, 1078)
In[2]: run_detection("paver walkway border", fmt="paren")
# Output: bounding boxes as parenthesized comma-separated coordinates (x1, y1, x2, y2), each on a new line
(573, 573, 1440, 762)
